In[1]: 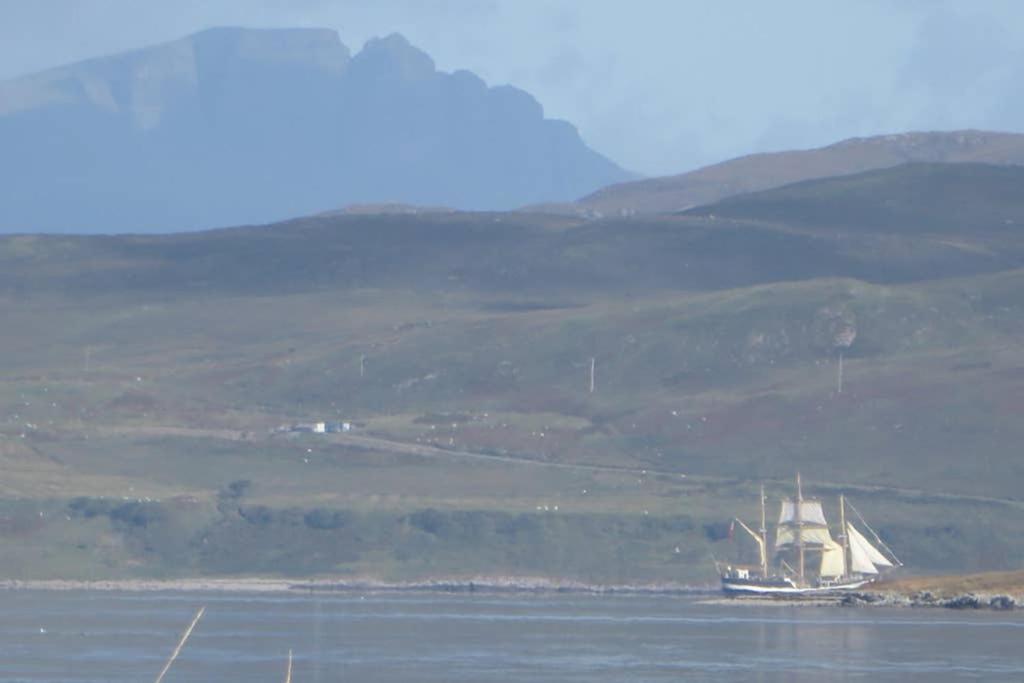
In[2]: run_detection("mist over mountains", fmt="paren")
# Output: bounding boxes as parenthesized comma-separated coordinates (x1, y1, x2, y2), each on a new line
(0, 27, 630, 234)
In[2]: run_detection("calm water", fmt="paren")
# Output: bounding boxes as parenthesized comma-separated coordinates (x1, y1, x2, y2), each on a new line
(1, 590, 1022, 682)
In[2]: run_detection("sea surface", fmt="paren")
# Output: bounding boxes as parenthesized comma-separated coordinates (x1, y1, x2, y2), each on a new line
(1, 589, 1022, 682)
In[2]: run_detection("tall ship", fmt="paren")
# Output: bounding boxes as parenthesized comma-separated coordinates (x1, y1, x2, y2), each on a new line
(717, 474, 901, 596)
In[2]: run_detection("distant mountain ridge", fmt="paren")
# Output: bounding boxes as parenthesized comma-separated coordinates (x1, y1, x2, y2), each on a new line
(0, 27, 630, 233)
(546, 130, 1024, 216)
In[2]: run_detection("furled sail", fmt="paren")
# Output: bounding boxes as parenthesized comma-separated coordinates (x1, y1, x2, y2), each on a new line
(818, 539, 845, 578)
(775, 525, 834, 549)
(778, 499, 829, 526)
(847, 523, 893, 573)
(775, 497, 832, 551)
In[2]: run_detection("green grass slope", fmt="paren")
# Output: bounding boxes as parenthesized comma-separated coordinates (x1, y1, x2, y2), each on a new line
(3, 165, 1024, 582)
(572, 130, 1024, 215)
(685, 163, 1024, 237)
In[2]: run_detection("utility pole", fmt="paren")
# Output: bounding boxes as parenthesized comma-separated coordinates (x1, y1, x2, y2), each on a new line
(837, 350, 844, 395)
(589, 357, 596, 394)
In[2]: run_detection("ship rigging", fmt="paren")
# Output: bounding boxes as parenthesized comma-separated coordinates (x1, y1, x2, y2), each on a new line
(718, 474, 901, 595)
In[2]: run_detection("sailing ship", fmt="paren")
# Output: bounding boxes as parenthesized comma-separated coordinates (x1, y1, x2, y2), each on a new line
(717, 474, 901, 596)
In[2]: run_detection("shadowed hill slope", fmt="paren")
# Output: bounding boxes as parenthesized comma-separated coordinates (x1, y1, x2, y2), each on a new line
(7, 163, 1024, 299)
(683, 163, 1024, 236)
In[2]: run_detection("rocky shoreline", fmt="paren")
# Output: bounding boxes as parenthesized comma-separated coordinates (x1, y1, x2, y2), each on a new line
(1, 578, 1019, 610)
(289, 577, 701, 595)
(0, 576, 702, 596)
(840, 590, 1019, 610)
(697, 590, 1022, 610)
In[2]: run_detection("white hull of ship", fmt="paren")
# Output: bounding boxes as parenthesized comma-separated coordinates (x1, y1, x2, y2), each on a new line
(721, 577, 874, 596)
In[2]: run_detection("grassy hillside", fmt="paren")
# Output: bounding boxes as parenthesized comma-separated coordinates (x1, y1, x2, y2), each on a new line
(0, 200, 1017, 299)
(684, 163, 1024, 238)
(4, 167, 1024, 582)
(562, 129, 1024, 215)
(877, 570, 1024, 597)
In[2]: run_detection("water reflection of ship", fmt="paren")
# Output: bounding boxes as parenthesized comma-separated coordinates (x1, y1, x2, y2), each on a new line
(718, 474, 901, 596)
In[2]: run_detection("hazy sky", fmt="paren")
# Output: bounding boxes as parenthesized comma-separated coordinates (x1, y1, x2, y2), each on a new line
(2, 0, 1023, 176)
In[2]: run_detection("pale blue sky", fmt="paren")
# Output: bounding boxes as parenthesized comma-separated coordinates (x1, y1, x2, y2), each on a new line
(2, 0, 1023, 176)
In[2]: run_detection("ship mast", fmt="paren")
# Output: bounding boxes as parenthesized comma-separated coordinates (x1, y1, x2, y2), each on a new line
(796, 472, 805, 583)
(839, 493, 851, 579)
(759, 484, 768, 577)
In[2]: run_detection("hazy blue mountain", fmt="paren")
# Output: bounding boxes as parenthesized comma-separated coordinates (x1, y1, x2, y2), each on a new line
(0, 27, 630, 233)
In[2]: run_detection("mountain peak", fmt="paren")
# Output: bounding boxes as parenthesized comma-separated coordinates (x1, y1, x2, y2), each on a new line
(0, 27, 629, 233)
(351, 33, 436, 82)
(0, 26, 352, 122)
(189, 26, 351, 73)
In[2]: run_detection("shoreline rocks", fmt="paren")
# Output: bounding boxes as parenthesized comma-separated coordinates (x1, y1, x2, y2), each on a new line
(0, 576, 703, 596)
(841, 590, 1017, 610)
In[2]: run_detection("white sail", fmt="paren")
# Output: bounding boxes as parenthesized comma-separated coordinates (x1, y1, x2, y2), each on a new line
(848, 536, 878, 573)
(818, 539, 845, 578)
(778, 499, 829, 526)
(847, 523, 893, 569)
(775, 525, 833, 549)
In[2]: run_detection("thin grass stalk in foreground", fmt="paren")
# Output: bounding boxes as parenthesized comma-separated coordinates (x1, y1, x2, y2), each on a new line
(285, 648, 293, 683)
(153, 606, 206, 683)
